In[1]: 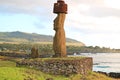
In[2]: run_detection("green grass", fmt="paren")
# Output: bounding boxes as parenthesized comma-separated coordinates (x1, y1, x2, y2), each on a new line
(0, 60, 69, 80)
(0, 67, 70, 80)
(85, 71, 112, 80)
(25, 57, 86, 62)
(0, 60, 16, 67)
(0, 67, 24, 80)
(0, 60, 113, 80)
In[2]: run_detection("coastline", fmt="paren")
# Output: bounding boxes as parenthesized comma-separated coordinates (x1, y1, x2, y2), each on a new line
(96, 71, 120, 79)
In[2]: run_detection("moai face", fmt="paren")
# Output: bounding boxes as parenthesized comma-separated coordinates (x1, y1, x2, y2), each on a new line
(53, 0, 67, 14)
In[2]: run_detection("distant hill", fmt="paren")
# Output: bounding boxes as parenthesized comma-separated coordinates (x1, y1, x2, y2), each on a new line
(0, 31, 85, 46)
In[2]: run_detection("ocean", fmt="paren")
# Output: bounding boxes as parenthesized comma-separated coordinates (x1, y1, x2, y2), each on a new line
(69, 53, 120, 73)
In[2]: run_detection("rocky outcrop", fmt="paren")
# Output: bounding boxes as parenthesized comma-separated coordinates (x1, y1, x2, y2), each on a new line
(109, 72, 120, 78)
(96, 71, 120, 78)
(16, 57, 92, 76)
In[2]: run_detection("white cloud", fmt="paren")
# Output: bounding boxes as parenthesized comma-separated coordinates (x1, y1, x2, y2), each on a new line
(0, 0, 120, 48)
(83, 33, 120, 48)
(64, 1, 120, 48)
(0, 0, 54, 15)
(104, 0, 120, 9)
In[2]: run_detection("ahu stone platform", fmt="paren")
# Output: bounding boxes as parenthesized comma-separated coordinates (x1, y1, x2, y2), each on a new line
(16, 57, 93, 76)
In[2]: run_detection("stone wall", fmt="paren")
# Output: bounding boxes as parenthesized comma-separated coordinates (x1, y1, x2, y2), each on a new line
(0, 52, 28, 58)
(16, 57, 92, 76)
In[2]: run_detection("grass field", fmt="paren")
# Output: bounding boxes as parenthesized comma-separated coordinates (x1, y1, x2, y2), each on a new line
(0, 60, 113, 80)
(0, 60, 16, 67)
(0, 67, 70, 80)
(0, 60, 70, 80)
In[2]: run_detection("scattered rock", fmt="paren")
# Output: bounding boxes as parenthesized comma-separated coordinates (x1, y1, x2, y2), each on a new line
(95, 71, 120, 78)
(109, 72, 120, 78)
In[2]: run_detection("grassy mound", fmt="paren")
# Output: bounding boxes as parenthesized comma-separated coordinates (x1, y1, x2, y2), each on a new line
(0, 67, 113, 80)
(0, 67, 71, 80)
(0, 60, 16, 67)
(0, 60, 112, 80)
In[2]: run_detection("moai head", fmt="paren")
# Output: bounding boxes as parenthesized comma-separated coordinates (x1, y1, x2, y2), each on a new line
(53, 0, 68, 14)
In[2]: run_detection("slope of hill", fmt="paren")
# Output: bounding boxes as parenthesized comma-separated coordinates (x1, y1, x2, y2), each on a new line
(0, 31, 85, 46)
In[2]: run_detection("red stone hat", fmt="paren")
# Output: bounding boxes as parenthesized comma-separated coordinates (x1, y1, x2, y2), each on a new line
(57, 0, 64, 1)
(53, 0, 67, 14)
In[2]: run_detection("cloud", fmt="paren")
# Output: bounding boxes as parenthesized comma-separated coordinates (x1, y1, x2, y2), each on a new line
(82, 33, 120, 48)
(1, 0, 120, 18)
(66, 13, 120, 33)
(80, 6, 120, 17)
(66, 0, 120, 18)
(104, 0, 120, 9)
(66, 0, 104, 5)
(0, 0, 104, 14)
(1, 0, 120, 48)
(0, 0, 54, 15)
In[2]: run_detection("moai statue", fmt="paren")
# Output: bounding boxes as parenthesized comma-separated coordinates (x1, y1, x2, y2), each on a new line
(53, 0, 68, 57)
(31, 46, 38, 58)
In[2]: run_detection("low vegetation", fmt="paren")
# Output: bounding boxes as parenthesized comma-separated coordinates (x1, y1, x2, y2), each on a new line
(0, 67, 113, 80)
(0, 31, 83, 44)
(0, 60, 16, 67)
(0, 67, 70, 80)
(0, 60, 113, 80)
(0, 43, 120, 57)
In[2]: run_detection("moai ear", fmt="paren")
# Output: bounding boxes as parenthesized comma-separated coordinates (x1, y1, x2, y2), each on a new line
(53, 0, 67, 14)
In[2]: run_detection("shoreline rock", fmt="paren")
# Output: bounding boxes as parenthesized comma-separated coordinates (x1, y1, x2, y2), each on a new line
(95, 71, 120, 78)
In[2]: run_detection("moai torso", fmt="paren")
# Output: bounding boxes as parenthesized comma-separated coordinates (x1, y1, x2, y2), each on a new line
(53, 0, 67, 57)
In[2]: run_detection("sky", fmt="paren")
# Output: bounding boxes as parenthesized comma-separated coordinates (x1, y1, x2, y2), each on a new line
(0, 0, 120, 49)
